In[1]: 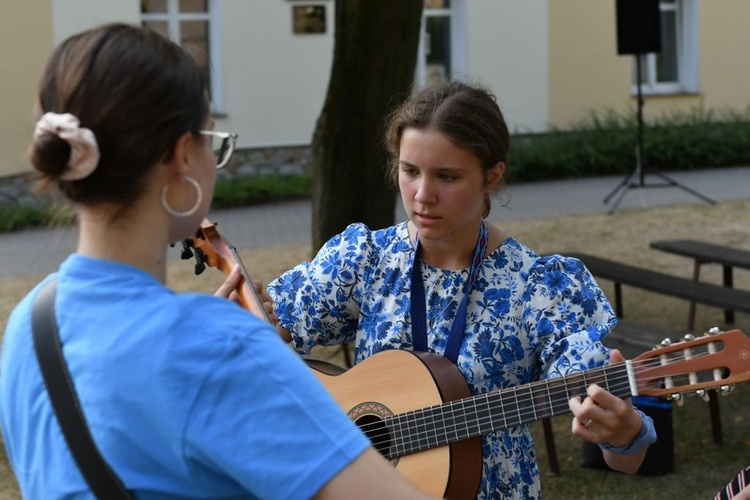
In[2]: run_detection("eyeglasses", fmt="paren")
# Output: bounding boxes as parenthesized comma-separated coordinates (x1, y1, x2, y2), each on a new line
(199, 130, 238, 170)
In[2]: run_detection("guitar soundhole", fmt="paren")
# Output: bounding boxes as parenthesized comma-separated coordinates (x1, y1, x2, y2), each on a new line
(357, 414, 391, 453)
(348, 402, 397, 465)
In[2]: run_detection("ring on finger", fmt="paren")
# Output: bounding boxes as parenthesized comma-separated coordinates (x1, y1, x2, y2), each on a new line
(584, 419, 593, 429)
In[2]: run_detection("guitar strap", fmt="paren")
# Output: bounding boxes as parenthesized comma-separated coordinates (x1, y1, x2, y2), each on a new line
(410, 220, 488, 364)
(31, 278, 133, 499)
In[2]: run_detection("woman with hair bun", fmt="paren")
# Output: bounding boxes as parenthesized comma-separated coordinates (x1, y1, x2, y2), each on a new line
(0, 23, 433, 499)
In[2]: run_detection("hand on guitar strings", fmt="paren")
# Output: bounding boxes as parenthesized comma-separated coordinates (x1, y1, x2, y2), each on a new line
(568, 348, 644, 448)
(214, 265, 280, 327)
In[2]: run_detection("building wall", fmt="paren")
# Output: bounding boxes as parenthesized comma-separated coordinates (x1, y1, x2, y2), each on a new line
(548, 0, 632, 128)
(47, 0, 335, 150)
(548, 0, 750, 127)
(698, 2, 750, 113)
(50, 0, 139, 43)
(217, 1, 334, 149)
(466, 0, 549, 133)
(2, 1, 749, 180)
(0, 2, 54, 177)
(0, 0, 334, 180)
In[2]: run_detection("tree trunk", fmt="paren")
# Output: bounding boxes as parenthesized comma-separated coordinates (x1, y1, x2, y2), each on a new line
(311, 0, 423, 253)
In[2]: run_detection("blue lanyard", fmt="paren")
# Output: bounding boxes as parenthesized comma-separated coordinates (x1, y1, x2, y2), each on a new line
(410, 220, 488, 364)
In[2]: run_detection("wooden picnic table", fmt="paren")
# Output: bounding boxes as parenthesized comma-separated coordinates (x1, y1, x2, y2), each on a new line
(649, 239, 750, 329)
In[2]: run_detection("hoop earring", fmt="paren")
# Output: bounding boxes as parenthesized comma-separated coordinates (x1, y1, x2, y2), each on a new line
(161, 176, 203, 217)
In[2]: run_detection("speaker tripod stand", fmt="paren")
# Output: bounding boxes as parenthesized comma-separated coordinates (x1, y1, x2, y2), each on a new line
(603, 54, 716, 215)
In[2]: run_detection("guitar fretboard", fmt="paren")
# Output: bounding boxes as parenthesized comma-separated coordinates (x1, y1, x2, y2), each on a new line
(383, 362, 632, 458)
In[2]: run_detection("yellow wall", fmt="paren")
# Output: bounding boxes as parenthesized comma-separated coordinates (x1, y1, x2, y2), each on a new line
(548, 0, 631, 128)
(699, 2, 750, 113)
(549, 0, 750, 128)
(3, 1, 749, 179)
(0, 2, 53, 177)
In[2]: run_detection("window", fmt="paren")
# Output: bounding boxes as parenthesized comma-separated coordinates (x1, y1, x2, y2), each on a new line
(415, 0, 466, 87)
(141, 0, 225, 112)
(634, 0, 698, 95)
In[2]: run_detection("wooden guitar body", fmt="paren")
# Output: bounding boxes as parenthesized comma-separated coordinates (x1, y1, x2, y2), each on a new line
(307, 350, 482, 499)
(306, 329, 750, 498)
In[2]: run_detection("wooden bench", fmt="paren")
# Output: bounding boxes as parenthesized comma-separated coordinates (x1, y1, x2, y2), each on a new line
(564, 251, 750, 328)
(560, 252, 750, 446)
(650, 239, 750, 329)
(607, 319, 675, 355)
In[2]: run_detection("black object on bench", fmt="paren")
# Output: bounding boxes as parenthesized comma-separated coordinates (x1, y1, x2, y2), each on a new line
(650, 239, 750, 329)
(565, 251, 750, 330)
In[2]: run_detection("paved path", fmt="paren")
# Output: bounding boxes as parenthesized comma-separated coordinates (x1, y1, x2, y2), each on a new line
(1, 166, 747, 279)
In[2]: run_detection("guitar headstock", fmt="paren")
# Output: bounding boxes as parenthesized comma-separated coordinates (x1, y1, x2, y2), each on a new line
(181, 219, 229, 275)
(181, 219, 221, 275)
(181, 218, 270, 322)
(632, 328, 750, 401)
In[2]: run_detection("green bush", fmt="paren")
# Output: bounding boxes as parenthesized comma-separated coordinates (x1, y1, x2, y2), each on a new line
(211, 173, 311, 208)
(1, 106, 748, 233)
(0, 206, 51, 232)
(507, 106, 750, 183)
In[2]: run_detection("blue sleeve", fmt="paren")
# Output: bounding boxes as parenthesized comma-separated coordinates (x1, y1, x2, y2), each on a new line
(268, 223, 373, 352)
(523, 255, 617, 379)
(182, 314, 371, 499)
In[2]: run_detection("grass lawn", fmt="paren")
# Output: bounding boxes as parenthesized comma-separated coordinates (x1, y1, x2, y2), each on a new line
(1, 199, 749, 498)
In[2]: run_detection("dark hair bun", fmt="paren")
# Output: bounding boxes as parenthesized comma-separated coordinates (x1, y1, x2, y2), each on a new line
(30, 131, 71, 179)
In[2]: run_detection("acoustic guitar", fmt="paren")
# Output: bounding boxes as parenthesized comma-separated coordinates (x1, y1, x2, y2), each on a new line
(184, 219, 750, 499)
(307, 330, 750, 498)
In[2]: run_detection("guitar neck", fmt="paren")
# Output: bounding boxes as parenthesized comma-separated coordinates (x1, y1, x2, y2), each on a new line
(227, 245, 271, 322)
(382, 362, 631, 459)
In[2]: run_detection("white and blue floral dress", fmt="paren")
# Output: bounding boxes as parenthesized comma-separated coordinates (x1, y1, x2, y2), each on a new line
(268, 221, 617, 499)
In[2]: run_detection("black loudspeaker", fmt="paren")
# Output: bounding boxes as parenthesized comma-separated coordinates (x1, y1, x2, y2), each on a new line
(616, 0, 661, 55)
(581, 396, 674, 476)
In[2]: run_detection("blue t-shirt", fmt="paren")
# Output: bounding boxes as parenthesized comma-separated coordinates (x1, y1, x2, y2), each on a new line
(0, 254, 370, 499)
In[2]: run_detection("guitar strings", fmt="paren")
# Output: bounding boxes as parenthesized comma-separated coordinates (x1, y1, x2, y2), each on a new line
(366, 353, 698, 456)
(355, 347, 726, 457)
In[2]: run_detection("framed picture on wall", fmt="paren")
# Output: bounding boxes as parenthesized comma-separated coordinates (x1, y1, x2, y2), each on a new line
(292, 5, 326, 34)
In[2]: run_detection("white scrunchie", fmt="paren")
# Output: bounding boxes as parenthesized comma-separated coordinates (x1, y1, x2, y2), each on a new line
(33, 112, 100, 181)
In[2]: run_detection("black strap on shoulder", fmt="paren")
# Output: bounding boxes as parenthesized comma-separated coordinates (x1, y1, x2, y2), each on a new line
(31, 279, 132, 499)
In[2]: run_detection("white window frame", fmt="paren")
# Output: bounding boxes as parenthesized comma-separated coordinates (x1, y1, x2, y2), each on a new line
(415, 0, 467, 87)
(141, 0, 225, 113)
(636, 0, 698, 95)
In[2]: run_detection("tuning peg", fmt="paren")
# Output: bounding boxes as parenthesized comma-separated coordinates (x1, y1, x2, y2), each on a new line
(665, 393, 683, 405)
(180, 239, 195, 260)
(695, 389, 710, 402)
(659, 338, 672, 347)
(682, 334, 696, 342)
(181, 246, 194, 260)
(720, 385, 734, 396)
(193, 248, 207, 275)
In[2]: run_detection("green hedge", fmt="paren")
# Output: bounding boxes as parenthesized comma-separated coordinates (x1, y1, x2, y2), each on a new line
(211, 173, 311, 208)
(506, 107, 750, 183)
(2, 106, 748, 233)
